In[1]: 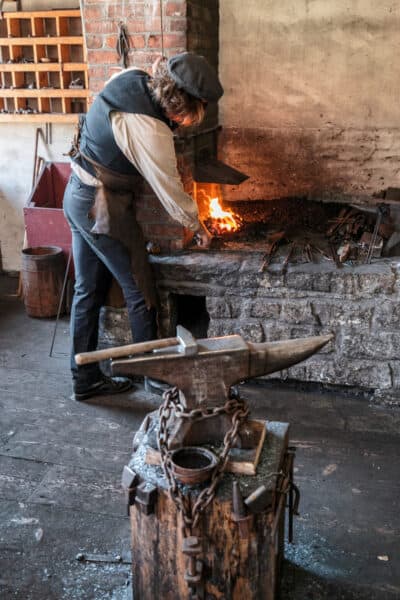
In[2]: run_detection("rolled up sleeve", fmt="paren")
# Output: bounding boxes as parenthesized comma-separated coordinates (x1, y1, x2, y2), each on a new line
(111, 112, 200, 231)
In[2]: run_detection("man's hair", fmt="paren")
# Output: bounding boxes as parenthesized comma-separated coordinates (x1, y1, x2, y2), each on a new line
(147, 59, 205, 126)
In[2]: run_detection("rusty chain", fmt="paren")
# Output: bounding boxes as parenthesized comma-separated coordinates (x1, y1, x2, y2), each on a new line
(157, 387, 249, 597)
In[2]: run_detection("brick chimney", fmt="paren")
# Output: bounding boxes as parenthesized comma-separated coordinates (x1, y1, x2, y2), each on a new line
(81, 0, 220, 251)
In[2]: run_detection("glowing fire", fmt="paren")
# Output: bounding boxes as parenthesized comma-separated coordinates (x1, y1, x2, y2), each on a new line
(195, 185, 242, 235)
(207, 196, 242, 234)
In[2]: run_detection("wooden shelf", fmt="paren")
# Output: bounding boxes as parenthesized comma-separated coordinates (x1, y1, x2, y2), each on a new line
(63, 63, 87, 71)
(0, 9, 89, 121)
(3, 10, 82, 18)
(0, 63, 61, 71)
(0, 88, 88, 97)
(0, 112, 79, 123)
(0, 36, 85, 45)
(0, 62, 87, 72)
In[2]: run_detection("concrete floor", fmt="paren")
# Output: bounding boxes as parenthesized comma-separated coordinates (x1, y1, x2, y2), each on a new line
(0, 274, 399, 600)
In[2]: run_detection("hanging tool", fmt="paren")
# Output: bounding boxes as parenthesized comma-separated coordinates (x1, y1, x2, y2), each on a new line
(303, 242, 314, 263)
(259, 231, 285, 272)
(281, 241, 296, 274)
(365, 203, 389, 264)
(329, 242, 343, 269)
(32, 125, 52, 191)
(32, 127, 45, 191)
(116, 21, 130, 68)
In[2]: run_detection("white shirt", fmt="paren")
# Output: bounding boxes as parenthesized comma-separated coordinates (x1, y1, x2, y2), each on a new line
(71, 68, 200, 232)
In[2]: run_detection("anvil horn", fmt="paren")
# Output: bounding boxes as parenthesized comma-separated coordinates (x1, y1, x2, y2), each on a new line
(248, 333, 334, 378)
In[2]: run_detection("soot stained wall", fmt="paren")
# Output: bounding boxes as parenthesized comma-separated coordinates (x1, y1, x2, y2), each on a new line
(219, 1, 400, 203)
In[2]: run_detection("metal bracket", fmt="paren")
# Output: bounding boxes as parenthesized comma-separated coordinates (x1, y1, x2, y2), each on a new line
(134, 481, 157, 515)
(231, 480, 253, 537)
(366, 203, 389, 264)
(121, 465, 138, 515)
(286, 446, 300, 543)
(244, 483, 270, 514)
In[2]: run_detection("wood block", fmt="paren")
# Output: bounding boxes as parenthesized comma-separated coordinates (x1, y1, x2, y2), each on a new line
(145, 418, 267, 476)
(130, 421, 290, 600)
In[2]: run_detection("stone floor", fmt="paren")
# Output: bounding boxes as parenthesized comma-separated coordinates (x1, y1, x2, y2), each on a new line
(0, 274, 399, 600)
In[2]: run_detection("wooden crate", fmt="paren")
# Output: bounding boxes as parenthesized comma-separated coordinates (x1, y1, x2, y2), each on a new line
(0, 9, 89, 122)
(24, 161, 72, 264)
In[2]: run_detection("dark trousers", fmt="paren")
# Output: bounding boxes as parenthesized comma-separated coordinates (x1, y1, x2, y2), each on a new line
(63, 172, 157, 389)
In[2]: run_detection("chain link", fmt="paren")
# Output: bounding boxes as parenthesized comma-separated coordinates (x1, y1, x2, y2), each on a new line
(157, 387, 249, 596)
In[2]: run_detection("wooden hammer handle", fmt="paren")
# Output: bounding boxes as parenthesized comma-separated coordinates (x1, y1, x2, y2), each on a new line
(75, 337, 179, 365)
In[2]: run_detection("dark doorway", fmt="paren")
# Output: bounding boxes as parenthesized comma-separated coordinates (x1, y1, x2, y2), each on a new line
(171, 294, 210, 339)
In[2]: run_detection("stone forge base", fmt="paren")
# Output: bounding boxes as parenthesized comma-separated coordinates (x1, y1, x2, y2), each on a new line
(128, 421, 290, 600)
(100, 252, 400, 403)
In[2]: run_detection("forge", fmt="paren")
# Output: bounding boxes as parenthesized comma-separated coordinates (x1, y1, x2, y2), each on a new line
(193, 183, 397, 262)
(101, 185, 400, 403)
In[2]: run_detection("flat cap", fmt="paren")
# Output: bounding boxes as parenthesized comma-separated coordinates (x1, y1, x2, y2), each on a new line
(167, 52, 224, 102)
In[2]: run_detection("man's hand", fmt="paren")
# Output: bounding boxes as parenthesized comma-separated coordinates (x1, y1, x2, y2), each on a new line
(194, 221, 213, 248)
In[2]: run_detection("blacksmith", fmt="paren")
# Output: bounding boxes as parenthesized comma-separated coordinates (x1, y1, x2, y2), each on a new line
(63, 52, 223, 401)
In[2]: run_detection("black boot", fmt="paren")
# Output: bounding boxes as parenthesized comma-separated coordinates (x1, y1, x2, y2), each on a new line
(72, 375, 133, 401)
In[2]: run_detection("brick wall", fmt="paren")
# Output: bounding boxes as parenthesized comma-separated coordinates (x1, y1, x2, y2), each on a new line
(82, 0, 187, 87)
(187, 0, 219, 131)
(81, 0, 219, 251)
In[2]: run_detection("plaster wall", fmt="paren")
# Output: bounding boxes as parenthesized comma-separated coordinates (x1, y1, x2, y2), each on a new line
(219, 0, 400, 201)
(0, 123, 74, 272)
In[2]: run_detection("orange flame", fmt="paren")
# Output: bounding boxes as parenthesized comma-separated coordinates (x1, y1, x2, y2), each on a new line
(195, 186, 242, 235)
(208, 196, 242, 234)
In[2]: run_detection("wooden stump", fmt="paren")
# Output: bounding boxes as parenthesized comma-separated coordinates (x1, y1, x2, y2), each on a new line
(128, 421, 290, 600)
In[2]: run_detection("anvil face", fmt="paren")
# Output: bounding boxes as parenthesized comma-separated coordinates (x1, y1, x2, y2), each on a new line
(112, 334, 250, 408)
(111, 328, 332, 449)
(111, 329, 333, 410)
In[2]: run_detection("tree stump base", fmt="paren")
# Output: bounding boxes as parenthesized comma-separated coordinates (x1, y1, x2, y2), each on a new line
(127, 420, 292, 600)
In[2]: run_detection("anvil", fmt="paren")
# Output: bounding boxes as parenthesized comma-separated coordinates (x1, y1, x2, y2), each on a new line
(106, 326, 333, 447)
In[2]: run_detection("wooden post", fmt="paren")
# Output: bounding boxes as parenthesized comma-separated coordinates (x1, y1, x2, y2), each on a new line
(128, 422, 290, 600)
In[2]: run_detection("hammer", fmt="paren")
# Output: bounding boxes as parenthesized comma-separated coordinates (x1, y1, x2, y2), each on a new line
(75, 325, 197, 365)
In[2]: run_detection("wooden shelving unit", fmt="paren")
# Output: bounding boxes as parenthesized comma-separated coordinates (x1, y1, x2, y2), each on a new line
(0, 9, 89, 123)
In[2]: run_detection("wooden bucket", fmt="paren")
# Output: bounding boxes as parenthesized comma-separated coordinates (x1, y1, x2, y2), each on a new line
(21, 246, 66, 318)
